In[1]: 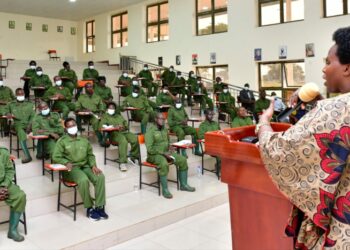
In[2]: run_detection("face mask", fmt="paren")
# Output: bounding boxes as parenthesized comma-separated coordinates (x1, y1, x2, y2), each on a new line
(132, 81, 139, 86)
(163, 89, 168, 94)
(177, 75, 181, 79)
(0, 81, 3, 87)
(107, 109, 115, 115)
(197, 81, 201, 84)
(30, 65, 36, 69)
(192, 75, 197, 79)
(175, 103, 182, 109)
(55, 80, 62, 86)
(245, 86, 249, 90)
(41, 108, 50, 116)
(17, 96, 25, 102)
(123, 73, 128, 77)
(37, 71, 43, 76)
(144, 67, 148, 71)
(67, 126, 78, 135)
(170, 68, 174, 72)
(132, 92, 138, 98)
(223, 89, 228, 94)
(89, 65, 94, 69)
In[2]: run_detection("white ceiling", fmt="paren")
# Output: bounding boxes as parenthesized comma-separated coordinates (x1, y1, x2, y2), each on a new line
(0, 0, 146, 21)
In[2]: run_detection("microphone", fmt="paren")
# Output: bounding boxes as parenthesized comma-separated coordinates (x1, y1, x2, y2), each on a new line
(276, 82, 320, 123)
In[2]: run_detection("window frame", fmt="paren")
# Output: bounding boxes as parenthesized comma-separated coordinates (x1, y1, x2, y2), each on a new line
(146, 1, 169, 43)
(86, 20, 95, 53)
(111, 12, 128, 48)
(323, 0, 349, 17)
(258, 0, 304, 27)
(195, 0, 228, 36)
(196, 64, 229, 89)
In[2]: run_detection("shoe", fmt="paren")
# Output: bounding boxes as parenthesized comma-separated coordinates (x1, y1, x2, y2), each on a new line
(96, 206, 109, 220)
(36, 155, 44, 160)
(128, 157, 138, 167)
(86, 207, 100, 221)
(7, 211, 24, 242)
(119, 163, 128, 172)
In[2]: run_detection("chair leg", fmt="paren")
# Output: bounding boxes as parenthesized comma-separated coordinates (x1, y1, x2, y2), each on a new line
(9, 131, 12, 154)
(176, 166, 179, 190)
(23, 212, 27, 235)
(16, 136, 20, 158)
(57, 175, 61, 211)
(73, 187, 77, 221)
(139, 162, 142, 190)
(157, 173, 161, 196)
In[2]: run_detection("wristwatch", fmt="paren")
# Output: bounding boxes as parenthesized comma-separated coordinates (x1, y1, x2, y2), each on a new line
(255, 122, 270, 135)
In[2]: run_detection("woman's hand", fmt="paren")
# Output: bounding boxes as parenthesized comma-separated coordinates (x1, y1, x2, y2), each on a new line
(260, 99, 275, 123)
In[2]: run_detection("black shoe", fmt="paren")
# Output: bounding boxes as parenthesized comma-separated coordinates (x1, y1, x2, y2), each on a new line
(86, 207, 100, 221)
(36, 155, 44, 160)
(96, 206, 109, 220)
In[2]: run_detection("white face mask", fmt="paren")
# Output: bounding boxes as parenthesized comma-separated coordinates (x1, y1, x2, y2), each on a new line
(177, 75, 181, 79)
(132, 81, 139, 86)
(132, 92, 138, 98)
(223, 89, 228, 94)
(17, 96, 25, 102)
(0, 81, 3, 86)
(89, 65, 94, 69)
(67, 126, 78, 135)
(37, 71, 43, 76)
(192, 75, 197, 79)
(30, 65, 36, 69)
(123, 73, 128, 77)
(163, 89, 168, 94)
(170, 68, 174, 72)
(197, 81, 201, 84)
(144, 67, 148, 71)
(41, 108, 50, 116)
(245, 87, 249, 90)
(175, 103, 182, 109)
(107, 109, 115, 115)
(55, 80, 62, 86)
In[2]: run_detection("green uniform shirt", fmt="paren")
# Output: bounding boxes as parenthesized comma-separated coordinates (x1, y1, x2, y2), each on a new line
(29, 74, 52, 89)
(0, 86, 15, 102)
(99, 113, 128, 132)
(24, 68, 36, 78)
(138, 70, 153, 84)
(161, 70, 176, 84)
(145, 124, 169, 156)
(198, 120, 220, 139)
(187, 77, 197, 92)
(0, 148, 15, 188)
(76, 93, 105, 113)
(58, 68, 78, 85)
(156, 92, 174, 106)
(52, 134, 97, 168)
(94, 85, 113, 102)
(43, 86, 73, 102)
(32, 112, 64, 136)
(167, 106, 188, 128)
(218, 92, 235, 107)
(255, 98, 270, 113)
(83, 68, 99, 83)
(122, 95, 152, 112)
(231, 117, 253, 128)
(3, 101, 35, 126)
(171, 77, 186, 87)
(214, 83, 225, 93)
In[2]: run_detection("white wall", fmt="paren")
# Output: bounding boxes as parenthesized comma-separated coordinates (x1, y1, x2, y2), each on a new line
(75, 0, 350, 93)
(0, 12, 78, 61)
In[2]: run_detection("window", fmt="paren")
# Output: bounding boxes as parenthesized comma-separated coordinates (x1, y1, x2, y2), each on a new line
(324, 0, 349, 17)
(258, 60, 305, 99)
(147, 2, 169, 43)
(259, 0, 304, 26)
(196, 0, 228, 35)
(86, 20, 95, 53)
(112, 12, 128, 48)
(196, 65, 229, 89)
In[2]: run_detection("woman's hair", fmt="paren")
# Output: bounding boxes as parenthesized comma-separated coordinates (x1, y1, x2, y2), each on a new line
(333, 26, 350, 64)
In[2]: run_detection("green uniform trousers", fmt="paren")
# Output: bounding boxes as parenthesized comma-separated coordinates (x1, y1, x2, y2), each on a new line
(144, 81, 158, 97)
(52, 101, 76, 119)
(171, 125, 197, 141)
(13, 122, 29, 142)
(63, 81, 75, 94)
(147, 153, 188, 177)
(109, 132, 139, 163)
(76, 114, 99, 132)
(131, 110, 153, 127)
(194, 96, 214, 110)
(220, 106, 236, 120)
(62, 165, 106, 208)
(36, 138, 56, 157)
(5, 182, 26, 213)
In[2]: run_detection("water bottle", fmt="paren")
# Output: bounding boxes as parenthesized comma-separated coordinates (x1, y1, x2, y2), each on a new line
(197, 165, 202, 178)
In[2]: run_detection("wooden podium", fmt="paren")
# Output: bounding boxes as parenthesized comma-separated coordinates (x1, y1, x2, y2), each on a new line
(205, 124, 293, 250)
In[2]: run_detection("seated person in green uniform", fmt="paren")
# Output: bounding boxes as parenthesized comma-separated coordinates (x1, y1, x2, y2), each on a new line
(145, 113, 195, 199)
(122, 86, 154, 134)
(170, 71, 189, 105)
(161, 65, 176, 86)
(130, 78, 157, 109)
(32, 102, 64, 159)
(0, 77, 15, 135)
(118, 71, 132, 97)
(3, 88, 35, 163)
(43, 76, 76, 119)
(52, 118, 108, 221)
(58, 61, 78, 94)
(192, 76, 214, 112)
(156, 84, 176, 106)
(138, 64, 158, 97)
(29, 66, 52, 98)
(198, 109, 221, 178)
(218, 85, 237, 120)
(167, 98, 201, 157)
(22, 60, 36, 99)
(213, 76, 225, 95)
(186, 71, 197, 106)
(94, 76, 113, 104)
(99, 102, 140, 172)
(75, 82, 105, 146)
(83, 61, 99, 83)
(254, 89, 270, 121)
(231, 107, 253, 128)
(0, 148, 26, 242)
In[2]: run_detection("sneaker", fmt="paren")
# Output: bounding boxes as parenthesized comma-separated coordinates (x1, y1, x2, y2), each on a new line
(128, 157, 138, 167)
(86, 207, 100, 221)
(96, 206, 109, 220)
(119, 163, 128, 172)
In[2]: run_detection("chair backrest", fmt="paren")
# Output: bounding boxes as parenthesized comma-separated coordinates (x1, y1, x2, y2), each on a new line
(138, 134, 145, 145)
(48, 50, 57, 56)
(77, 80, 94, 88)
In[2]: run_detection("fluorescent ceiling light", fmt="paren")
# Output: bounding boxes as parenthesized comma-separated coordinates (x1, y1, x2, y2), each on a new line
(69, 0, 76, 2)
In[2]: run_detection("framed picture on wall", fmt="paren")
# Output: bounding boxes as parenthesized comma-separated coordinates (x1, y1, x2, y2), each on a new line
(176, 55, 181, 65)
(210, 52, 216, 64)
(26, 23, 32, 31)
(305, 43, 315, 57)
(254, 48, 262, 61)
(9, 20, 15, 29)
(71, 27, 76, 35)
(57, 26, 63, 32)
(279, 45, 287, 59)
(192, 54, 198, 65)
(158, 56, 163, 66)
(42, 24, 48, 32)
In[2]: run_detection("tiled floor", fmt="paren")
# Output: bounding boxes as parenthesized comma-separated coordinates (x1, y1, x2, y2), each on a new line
(107, 204, 231, 250)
